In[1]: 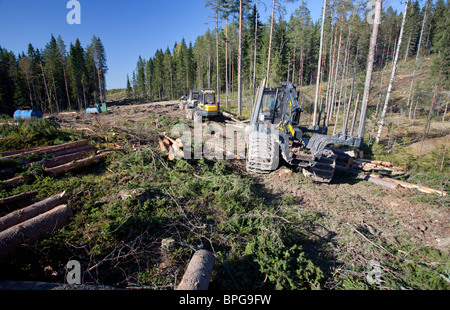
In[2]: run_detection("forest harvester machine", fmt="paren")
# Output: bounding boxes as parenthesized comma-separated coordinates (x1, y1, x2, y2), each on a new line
(183, 88, 222, 122)
(246, 79, 369, 183)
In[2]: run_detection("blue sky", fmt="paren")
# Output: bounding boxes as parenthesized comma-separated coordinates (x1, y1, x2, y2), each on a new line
(0, 0, 405, 90)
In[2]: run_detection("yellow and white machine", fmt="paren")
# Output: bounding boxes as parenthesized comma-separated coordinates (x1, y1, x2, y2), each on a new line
(185, 88, 222, 122)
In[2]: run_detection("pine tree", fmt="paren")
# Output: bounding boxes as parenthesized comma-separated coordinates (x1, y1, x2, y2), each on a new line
(358, 0, 382, 141)
(376, 0, 408, 144)
(126, 74, 132, 98)
(238, 0, 243, 116)
(287, 0, 313, 87)
(206, 0, 222, 98)
(56, 35, 72, 110)
(146, 58, 154, 100)
(163, 47, 174, 100)
(43, 35, 63, 112)
(136, 56, 147, 99)
(70, 39, 87, 110)
(313, 0, 327, 127)
(87, 35, 108, 104)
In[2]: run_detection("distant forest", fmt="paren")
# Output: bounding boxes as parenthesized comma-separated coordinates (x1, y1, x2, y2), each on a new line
(0, 35, 107, 115)
(1, 0, 448, 116)
(129, 0, 448, 106)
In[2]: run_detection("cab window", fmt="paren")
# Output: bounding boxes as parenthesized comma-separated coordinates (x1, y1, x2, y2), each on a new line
(261, 92, 277, 112)
(204, 94, 215, 104)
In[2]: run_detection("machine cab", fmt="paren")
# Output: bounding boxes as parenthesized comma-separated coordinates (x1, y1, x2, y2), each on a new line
(197, 89, 219, 115)
(187, 90, 199, 108)
(257, 84, 302, 126)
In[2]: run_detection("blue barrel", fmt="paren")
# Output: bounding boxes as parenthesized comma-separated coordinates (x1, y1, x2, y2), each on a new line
(86, 107, 102, 114)
(13, 110, 44, 120)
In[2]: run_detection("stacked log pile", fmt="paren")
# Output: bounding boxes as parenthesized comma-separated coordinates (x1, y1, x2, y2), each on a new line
(0, 192, 73, 259)
(0, 140, 113, 189)
(332, 148, 447, 196)
(158, 133, 185, 161)
(158, 132, 242, 160)
(333, 148, 404, 175)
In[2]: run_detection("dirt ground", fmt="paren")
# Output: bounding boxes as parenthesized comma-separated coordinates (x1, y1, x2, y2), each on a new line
(51, 100, 450, 281)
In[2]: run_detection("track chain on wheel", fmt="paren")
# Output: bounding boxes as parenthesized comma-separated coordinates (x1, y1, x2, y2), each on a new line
(246, 131, 279, 174)
(302, 148, 336, 183)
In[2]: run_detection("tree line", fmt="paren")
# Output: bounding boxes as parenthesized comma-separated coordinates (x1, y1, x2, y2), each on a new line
(129, 0, 448, 118)
(0, 35, 108, 116)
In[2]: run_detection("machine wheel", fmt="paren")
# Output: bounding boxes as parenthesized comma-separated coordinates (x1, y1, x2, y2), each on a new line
(302, 148, 336, 183)
(193, 110, 203, 123)
(246, 130, 279, 174)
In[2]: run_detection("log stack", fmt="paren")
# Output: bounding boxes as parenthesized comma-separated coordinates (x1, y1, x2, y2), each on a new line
(332, 148, 404, 176)
(158, 133, 242, 160)
(0, 192, 73, 259)
(0, 140, 113, 189)
(158, 133, 185, 161)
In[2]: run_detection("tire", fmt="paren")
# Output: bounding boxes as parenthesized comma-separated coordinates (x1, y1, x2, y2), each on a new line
(246, 130, 279, 174)
(302, 148, 336, 183)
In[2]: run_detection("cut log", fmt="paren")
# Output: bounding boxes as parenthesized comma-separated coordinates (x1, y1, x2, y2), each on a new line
(158, 139, 168, 152)
(162, 138, 171, 147)
(162, 133, 183, 148)
(37, 148, 96, 169)
(354, 159, 392, 167)
(360, 173, 447, 196)
(391, 179, 447, 196)
(222, 111, 245, 124)
(0, 176, 25, 190)
(0, 192, 67, 232)
(0, 204, 73, 259)
(0, 147, 40, 157)
(175, 138, 184, 148)
(176, 250, 215, 290)
(46, 152, 114, 176)
(44, 144, 96, 159)
(167, 146, 175, 161)
(0, 140, 89, 160)
(359, 173, 399, 190)
(0, 191, 38, 210)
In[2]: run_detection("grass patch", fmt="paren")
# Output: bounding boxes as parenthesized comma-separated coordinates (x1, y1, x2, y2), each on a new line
(0, 118, 79, 151)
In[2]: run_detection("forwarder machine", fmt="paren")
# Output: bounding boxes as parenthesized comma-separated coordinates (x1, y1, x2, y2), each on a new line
(246, 79, 368, 183)
(185, 88, 222, 122)
(182, 90, 199, 118)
